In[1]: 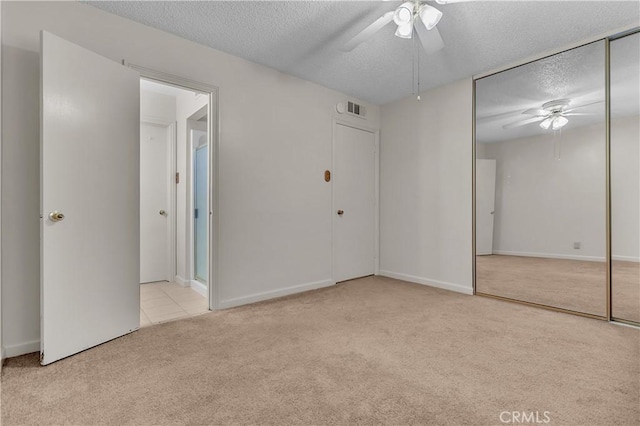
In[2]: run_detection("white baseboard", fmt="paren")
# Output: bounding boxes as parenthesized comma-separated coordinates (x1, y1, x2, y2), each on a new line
(612, 255, 640, 263)
(175, 275, 189, 287)
(378, 270, 473, 295)
(492, 250, 606, 262)
(219, 279, 334, 309)
(3, 339, 40, 358)
(190, 279, 207, 297)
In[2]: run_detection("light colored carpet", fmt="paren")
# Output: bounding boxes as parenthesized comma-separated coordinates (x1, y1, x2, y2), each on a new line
(477, 255, 640, 321)
(2, 276, 638, 425)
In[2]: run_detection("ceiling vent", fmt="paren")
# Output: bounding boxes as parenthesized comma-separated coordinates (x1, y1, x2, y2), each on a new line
(347, 101, 366, 118)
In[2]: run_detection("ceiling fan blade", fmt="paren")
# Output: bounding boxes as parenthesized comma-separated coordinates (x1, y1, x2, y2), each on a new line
(341, 11, 394, 52)
(502, 116, 545, 130)
(564, 100, 603, 113)
(415, 20, 444, 56)
(564, 112, 596, 116)
(522, 108, 546, 116)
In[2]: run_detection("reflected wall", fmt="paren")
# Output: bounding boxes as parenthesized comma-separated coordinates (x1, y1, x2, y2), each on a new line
(475, 41, 608, 317)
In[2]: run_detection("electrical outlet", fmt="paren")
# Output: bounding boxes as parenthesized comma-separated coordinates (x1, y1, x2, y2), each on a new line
(573, 242, 581, 250)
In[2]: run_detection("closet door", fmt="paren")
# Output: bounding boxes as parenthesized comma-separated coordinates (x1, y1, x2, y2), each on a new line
(610, 32, 640, 324)
(474, 41, 607, 317)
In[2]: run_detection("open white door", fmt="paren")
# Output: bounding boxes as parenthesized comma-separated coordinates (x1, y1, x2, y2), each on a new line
(40, 32, 140, 365)
(476, 159, 497, 256)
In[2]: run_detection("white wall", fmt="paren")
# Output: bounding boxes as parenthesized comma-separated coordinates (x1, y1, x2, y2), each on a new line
(611, 115, 640, 261)
(379, 79, 473, 294)
(482, 122, 608, 260)
(1, 35, 40, 357)
(140, 90, 176, 123)
(1, 1, 380, 356)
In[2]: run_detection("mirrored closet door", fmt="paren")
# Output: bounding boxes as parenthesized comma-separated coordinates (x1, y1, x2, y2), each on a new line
(475, 41, 608, 317)
(611, 32, 640, 324)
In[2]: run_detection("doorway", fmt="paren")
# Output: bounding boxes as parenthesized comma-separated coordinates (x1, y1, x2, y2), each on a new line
(39, 32, 220, 364)
(332, 121, 380, 283)
(138, 78, 211, 326)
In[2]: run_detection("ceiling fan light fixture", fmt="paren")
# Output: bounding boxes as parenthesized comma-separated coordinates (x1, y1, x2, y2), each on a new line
(395, 22, 414, 39)
(552, 115, 568, 130)
(539, 117, 553, 130)
(419, 4, 443, 30)
(393, 2, 415, 26)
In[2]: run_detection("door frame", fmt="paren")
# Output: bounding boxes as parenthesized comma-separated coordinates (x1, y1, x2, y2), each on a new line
(140, 116, 177, 282)
(125, 62, 220, 311)
(331, 119, 380, 283)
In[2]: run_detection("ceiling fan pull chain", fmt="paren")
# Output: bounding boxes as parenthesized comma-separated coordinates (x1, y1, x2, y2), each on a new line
(553, 130, 562, 160)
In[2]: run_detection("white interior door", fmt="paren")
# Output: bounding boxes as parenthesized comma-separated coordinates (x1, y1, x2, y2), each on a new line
(334, 123, 376, 282)
(193, 141, 209, 283)
(140, 122, 171, 283)
(40, 31, 140, 365)
(476, 159, 497, 255)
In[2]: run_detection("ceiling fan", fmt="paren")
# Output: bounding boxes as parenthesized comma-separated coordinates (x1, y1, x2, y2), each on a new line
(342, 0, 469, 55)
(502, 99, 603, 131)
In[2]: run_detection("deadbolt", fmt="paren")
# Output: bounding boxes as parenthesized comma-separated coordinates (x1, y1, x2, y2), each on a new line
(49, 211, 65, 222)
(159, 210, 167, 216)
(337, 209, 344, 216)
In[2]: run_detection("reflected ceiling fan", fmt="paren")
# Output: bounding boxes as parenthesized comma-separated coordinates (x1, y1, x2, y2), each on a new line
(503, 99, 603, 131)
(342, 0, 470, 54)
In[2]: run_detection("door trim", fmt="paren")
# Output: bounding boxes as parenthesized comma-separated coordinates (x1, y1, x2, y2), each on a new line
(140, 116, 177, 282)
(125, 62, 220, 311)
(331, 119, 380, 284)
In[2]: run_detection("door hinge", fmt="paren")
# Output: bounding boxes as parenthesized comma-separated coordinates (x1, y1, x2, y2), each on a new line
(175, 172, 180, 184)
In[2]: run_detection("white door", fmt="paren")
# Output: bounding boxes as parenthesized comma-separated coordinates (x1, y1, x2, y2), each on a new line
(334, 123, 376, 282)
(193, 141, 209, 283)
(140, 122, 171, 283)
(476, 159, 497, 255)
(40, 31, 140, 365)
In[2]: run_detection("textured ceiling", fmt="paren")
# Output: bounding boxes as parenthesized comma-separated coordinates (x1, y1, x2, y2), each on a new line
(476, 32, 639, 144)
(476, 40, 607, 143)
(86, 1, 640, 105)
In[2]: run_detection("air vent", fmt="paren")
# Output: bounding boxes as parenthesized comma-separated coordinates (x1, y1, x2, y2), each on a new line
(347, 101, 366, 118)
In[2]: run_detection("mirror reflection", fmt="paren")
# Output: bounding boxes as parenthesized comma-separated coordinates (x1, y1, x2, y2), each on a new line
(611, 32, 640, 323)
(475, 41, 607, 317)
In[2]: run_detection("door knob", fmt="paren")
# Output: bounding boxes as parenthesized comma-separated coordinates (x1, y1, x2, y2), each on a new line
(337, 209, 344, 216)
(490, 211, 495, 215)
(159, 210, 166, 216)
(49, 211, 65, 222)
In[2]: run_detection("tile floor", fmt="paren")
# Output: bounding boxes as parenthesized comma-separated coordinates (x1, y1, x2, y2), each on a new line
(140, 281, 209, 327)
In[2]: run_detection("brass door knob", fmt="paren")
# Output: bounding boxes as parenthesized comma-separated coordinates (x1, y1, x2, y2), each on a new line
(337, 209, 344, 216)
(49, 211, 65, 222)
